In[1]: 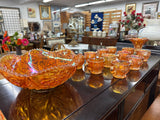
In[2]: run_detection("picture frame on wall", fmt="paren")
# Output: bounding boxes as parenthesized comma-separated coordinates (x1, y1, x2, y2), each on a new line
(39, 5, 51, 20)
(142, 1, 159, 18)
(28, 8, 36, 18)
(125, 3, 136, 14)
(0, 11, 4, 23)
(157, 12, 160, 19)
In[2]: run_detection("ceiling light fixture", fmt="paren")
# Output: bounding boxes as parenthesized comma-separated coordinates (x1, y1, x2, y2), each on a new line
(43, 0, 53, 3)
(75, 3, 89, 8)
(75, 0, 115, 8)
(89, 0, 105, 5)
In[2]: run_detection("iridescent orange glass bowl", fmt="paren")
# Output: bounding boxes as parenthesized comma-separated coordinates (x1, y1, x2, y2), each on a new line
(106, 46, 117, 54)
(103, 53, 117, 68)
(84, 51, 96, 60)
(128, 55, 143, 70)
(0, 49, 79, 90)
(88, 58, 104, 74)
(76, 54, 84, 69)
(136, 49, 151, 61)
(129, 38, 148, 50)
(117, 51, 130, 61)
(110, 60, 130, 79)
(122, 47, 134, 55)
(97, 49, 108, 57)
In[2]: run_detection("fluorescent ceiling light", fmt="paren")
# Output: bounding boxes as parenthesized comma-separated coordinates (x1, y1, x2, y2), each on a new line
(43, 0, 53, 3)
(62, 7, 70, 11)
(75, 0, 115, 8)
(75, 3, 89, 8)
(89, 0, 105, 5)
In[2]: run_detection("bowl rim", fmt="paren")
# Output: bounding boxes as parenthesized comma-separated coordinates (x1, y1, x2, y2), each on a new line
(0, 48, 77, 77)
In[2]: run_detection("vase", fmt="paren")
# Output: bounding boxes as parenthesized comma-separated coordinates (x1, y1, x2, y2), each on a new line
(129, 38, 148, 50)
(16, 46, 22, 55)
(128, 29, 138, 38)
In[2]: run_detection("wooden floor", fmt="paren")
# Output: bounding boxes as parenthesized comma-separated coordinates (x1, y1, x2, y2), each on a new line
(141, 94, 160, 120)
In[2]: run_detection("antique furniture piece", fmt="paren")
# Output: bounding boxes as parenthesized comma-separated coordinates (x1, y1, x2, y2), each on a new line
(0, 44, 160, 120)
(82, 36, 118, 46)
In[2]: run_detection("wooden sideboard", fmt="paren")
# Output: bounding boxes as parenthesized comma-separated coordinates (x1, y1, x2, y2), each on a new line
(82, 36, 118, 46)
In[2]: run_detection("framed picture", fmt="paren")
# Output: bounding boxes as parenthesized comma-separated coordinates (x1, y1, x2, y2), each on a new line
(39, 5, 51, 20)
(0, 11, 4, 23)
(42, 21, 52, 31)
(125, 3, 136, 14)
(157, 12, 160, 19)
(142, 1, 159, 18)
(28, 8, 36, 18)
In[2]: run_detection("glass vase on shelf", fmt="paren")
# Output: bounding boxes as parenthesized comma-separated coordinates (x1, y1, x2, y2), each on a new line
(128, 28, 138, 38)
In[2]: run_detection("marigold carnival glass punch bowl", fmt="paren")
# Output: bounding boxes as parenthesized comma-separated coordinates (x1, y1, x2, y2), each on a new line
(0, 49, 79, 90)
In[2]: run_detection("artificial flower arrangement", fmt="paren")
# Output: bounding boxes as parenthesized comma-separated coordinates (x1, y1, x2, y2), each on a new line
(119, 10, 146, 30)
(2, 31, 29, 51)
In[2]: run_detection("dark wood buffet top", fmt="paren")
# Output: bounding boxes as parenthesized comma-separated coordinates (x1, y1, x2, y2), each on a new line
(0, 44, 160, 120)
(82, 36, 118, 46)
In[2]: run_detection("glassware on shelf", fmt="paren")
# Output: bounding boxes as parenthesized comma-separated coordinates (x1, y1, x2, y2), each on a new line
(97, 49, 108, 57)
(88, 58, 104, 74)
(84, 51, 97, 61)
(128, 29, 138, 38)
(106, 46, 117, 54)
(117, 51, 130, 61)
(129, 38, 148, 50)
(103, 54, 117, 68)
(136, 49, 151, 61)
(128, 55, 143, 70)
(76, 54, 84, 69)
(0, 49, 79, 90)
(110, 60, 130, 79)
(122, 47, 134, 55)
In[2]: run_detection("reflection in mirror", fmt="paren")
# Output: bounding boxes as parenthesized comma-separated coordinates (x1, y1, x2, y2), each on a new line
(110, 78, 128, 94)
(72, 69, 85, 82)
(103, 68, 113, 80)
(87, 74, 104, 89)
(127, 70, 141, 82)
(140, 62, 149, 71)
(9, 83, 83, 120)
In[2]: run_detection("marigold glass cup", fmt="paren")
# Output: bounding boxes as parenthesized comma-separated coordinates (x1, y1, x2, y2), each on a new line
(103, 53, 117, 68)
(106, 46, 117, 54)
(129, 38, 148, 50)
(117, 51, 130, 61)
(110, 60, 130, 79)
(84, 51, 97, 60)
(128, 55, 143, 70)
(97, 49, 108, 57)
(87, 58, 104, 74)
(76, 54, 85, 69)
(122, 47, 134, 55)
(84, 51, 97, 73)
(136, 49, 151, 61)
